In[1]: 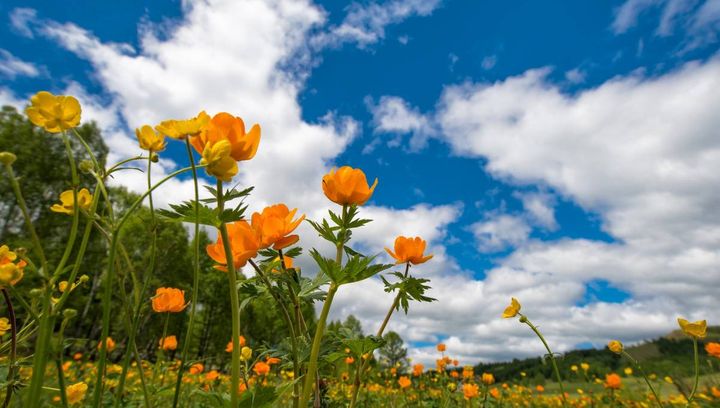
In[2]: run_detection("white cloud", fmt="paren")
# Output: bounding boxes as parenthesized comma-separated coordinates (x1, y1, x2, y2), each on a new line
(515, 191, 558, 230)
(0, 49, 40, 79)
(481, 55, 497, 70)
(612, 0, 720, 46)
(564, 68, 586, 84)
(312, 0, 442, 48)
(9, 8, 36, 38)
(366, 95, 434, 152)
(470, 214, 531, 253)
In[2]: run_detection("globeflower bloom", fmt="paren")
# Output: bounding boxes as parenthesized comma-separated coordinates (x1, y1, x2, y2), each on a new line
(207, 221, 260, 270)
(26, 91, 81, 133)
(322, 166, 378, 206)
(604, 373, 622, 389)
(251, 204, 305, 250)
(189, 363, 204, 374)
(155, 111, 210, 140)
(608, 340, 624, 354)
(705, 342, 720, 358)
(199, 140, 238, 182)
(502, 297, 521, 318)
(677, 317, 707, 338)
(225, 336, 247, 352)
(135, 125, 166, 152)
(151, 287, 186, 313)
(190, 112, 260, 161)
(159, 335, 178, 351)
(0, 318, 10, 336)
(463, 383, 479, 399)
(398, 376, 411, 389)
(0, 245, 25, 287)
(436, 343, 446, 352)
(66, 382, 88, 405)
(98, 337, 116, 352)
(50, 188, 93, 215)
(253, 361, 270, 376)
(482, 372, 495, 385)
(385, 236, 433, 265)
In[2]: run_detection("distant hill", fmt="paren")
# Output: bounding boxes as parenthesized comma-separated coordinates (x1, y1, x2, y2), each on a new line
(472, 326, 720, 383)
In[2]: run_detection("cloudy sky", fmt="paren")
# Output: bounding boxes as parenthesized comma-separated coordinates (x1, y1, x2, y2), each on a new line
(1, 0, 719, 365)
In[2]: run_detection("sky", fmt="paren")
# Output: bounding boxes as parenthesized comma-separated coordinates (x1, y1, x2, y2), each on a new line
(1, 0, 719, 366)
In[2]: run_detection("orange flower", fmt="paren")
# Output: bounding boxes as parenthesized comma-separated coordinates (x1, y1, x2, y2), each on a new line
(159, 335, 178, 351)
(450, 371, 459, 378)
(190, 112, 260, 161)
(436, 343, 446, 352)
(151, 287, 186, 313)
(706, 342, 720, 359)
(463, 383, 479, 399)
(189, 363, 204, 374)
(412, 364, 424, 377)
(385, 236, 433, 265)
(225, 336, 247, 353)
(207, 221, 260, 271)
(253, 361, 271, 376)
(251, 204, 305, 250)
(482, 372, 495, 385)
(97, 337, 115, 352)
(536, 385, 545, 393)
(345, 356, 355, 364)
(398, 376, 411, 389)
(271, 256, 293, 273)
(604, 373, 622, 390)
(322, 166, 378, 206)
(266, 357, 281, 365)
(489, 388, 500, 398)
(462, 366, 474, 379)
(205, 370, 219, 381)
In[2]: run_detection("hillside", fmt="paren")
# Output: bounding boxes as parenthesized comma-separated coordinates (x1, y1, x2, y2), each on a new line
(472, 326, 720, 383)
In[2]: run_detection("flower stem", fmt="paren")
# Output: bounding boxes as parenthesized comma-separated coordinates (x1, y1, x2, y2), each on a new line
(2, 289, 17, 408)
(521, 315, 567, 407)
(92, 165, 198, 407)
(687, 338, 699, 405)
(300, 283, 338, 407)
(621, 351, 663, 408)
(172, 140, 202, 408)
(217, 180, 242, 407)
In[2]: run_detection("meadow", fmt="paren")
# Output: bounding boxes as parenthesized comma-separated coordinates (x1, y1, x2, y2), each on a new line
(0, 91, 718, 407)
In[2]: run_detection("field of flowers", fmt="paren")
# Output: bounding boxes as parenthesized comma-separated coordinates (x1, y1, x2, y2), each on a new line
(0, 91, 719, 407)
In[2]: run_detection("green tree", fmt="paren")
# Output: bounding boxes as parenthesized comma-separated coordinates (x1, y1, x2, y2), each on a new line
(378, 331, 408, 369)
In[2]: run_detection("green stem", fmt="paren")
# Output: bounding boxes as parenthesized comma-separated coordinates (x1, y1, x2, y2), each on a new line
(299, 283, 338, 406)
(172, 140, 202, 408)
(52, 133, 82, 281)
(55, 359, 69, 408)
(687, 338, 699, 405)
(521, 315, 567, 407)
(91, 165, 198, 407)
(622, 351, 663, 407)
(349, 263, 410, 408)
(1, 163, 48, 270)
(2, 289, 17, 408)
(153, 313, 171, 385)
(217, 180, 242, 408)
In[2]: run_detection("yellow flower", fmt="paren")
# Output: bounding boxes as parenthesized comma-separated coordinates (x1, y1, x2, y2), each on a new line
(199, 140, 238, 182)
(677, 317, 707, 339)
(59, 281, 69, 292)
(664, 376, 673, 384)
(608, 340, 623, 354)
(570, 365, 578, 372)
(190, 112, 260, 162)
(0, 317, 11, 336)
(240, 346, 253, 361)
(66, 382, 88, 405)
(624, 367, 633, 376)
(322, 166, 378, 206)
(155, 111, 210, 140)
(482, 372, 495, 385)
(25, 91, 81, 133)
(502, 297, 521, 318)
(135, 125, 166, 152)
(580, 362, 589, 371)
(50, 188, 93, 215)
(0, 245, 25, 287)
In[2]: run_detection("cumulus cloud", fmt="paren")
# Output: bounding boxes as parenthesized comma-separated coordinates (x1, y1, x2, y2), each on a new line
(365, 95, 434, 152)
(0, 49, 40, 79)
(313, 0, 442, 49)
(515, 192, 558, 230)
(470, 214, 531, 253)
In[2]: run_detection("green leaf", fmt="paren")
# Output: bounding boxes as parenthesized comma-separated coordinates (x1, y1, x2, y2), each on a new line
(237, 385, 278, 408)
(309, 249, 341, 282)
(156, 201, 220, 226)
(335, 254, 392, 285)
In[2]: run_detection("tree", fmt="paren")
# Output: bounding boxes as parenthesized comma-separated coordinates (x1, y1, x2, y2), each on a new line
(378, 331, 408, 369)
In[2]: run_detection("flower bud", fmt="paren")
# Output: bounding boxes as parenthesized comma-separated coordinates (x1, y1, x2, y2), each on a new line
(79, 274, 89, 283)
(519, 315, 528, 323)
(0, 152, 17, 166)
(608, 340, 623, 354)
(63, 308, 78, 319)
(29, 288, 44, 298)
(78, 160, 94, 173)
(151, 153, 159, 163)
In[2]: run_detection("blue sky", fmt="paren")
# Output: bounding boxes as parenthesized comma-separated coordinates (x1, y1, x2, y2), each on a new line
(1, 0, 719, 364)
